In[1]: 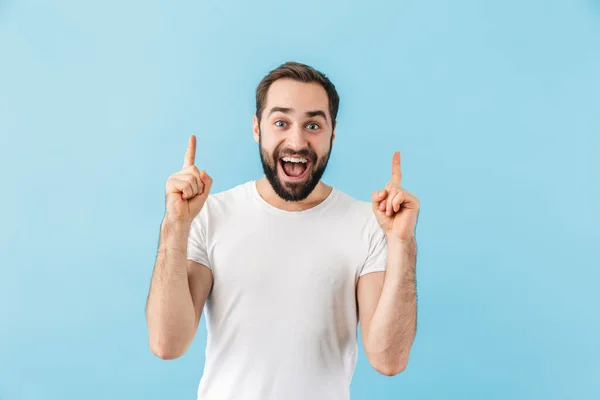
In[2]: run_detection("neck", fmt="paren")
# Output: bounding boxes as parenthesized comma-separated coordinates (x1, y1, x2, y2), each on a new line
(255, 177, 333, 212)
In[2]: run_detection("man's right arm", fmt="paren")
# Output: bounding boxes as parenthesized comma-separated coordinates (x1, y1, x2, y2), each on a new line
(145, 134, 214, 360)
(145, 220, 213, 360)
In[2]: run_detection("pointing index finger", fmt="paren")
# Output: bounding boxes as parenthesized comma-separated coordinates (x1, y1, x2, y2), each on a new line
(391, 151, 402, 186)
(183, 134, 196, 168)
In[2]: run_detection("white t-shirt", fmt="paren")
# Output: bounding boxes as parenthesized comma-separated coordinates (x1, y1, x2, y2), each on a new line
(187, 180, 387, 400)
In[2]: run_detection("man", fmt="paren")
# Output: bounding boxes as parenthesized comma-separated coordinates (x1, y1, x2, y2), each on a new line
(145, 61, 420, 400)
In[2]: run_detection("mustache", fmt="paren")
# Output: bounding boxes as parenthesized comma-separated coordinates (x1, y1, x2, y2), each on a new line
(275, 148, 316, 161)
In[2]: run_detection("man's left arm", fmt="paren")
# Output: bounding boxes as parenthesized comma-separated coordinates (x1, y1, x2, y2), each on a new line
(358, 150, 420, 376)
(357, 237, 417, 376)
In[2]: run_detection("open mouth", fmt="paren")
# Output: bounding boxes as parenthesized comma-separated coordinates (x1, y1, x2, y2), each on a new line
(278, 156, 312, 181)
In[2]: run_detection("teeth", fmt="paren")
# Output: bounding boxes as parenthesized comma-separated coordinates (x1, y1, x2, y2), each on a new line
(282, 156, 308, 163)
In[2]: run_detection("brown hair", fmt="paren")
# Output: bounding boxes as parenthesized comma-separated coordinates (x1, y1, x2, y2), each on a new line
(255, 61, 340, 127)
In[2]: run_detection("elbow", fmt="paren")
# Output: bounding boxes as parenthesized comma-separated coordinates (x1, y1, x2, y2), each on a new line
(374, 360, 407, 377)
(369, 352, 410, 376)
(151, 345, 183, 360)
(148, 336, 187, 360)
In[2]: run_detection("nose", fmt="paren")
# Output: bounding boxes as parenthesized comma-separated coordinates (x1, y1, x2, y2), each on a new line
(286, 125, 309, 150)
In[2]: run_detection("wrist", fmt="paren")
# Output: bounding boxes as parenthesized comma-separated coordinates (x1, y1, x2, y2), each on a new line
(385, 235, 416, 247)
(163, 214, 193, 230)
(160, 218, 192, 249)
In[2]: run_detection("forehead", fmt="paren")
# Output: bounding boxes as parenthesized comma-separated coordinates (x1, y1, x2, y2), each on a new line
(265, 78, 329, 115)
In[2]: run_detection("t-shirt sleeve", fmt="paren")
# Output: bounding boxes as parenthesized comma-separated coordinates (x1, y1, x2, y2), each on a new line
(359, 211, 388, 276)
(186, 206, 212, 269)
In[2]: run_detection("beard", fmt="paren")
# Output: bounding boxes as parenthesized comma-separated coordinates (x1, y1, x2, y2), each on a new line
(258, 130, 333, 202)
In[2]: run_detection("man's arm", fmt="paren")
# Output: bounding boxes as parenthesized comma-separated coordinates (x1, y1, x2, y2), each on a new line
(145, 220, 213, 360)
(146, 134, 214, 360)
(357, 237, 417, 376)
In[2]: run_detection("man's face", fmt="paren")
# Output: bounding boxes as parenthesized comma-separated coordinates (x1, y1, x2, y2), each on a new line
(254, 78, 336, 202)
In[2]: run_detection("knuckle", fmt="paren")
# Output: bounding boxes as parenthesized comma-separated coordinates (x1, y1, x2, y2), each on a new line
(184, 174, 196, 185)
(177, 174, 188, 185)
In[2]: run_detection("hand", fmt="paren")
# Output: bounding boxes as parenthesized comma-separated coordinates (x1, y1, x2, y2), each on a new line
(371, 151, 420, 242)
(164, 135, 213, 224)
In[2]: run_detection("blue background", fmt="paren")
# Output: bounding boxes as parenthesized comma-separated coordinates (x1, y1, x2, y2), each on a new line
(1, 0, 599, 399)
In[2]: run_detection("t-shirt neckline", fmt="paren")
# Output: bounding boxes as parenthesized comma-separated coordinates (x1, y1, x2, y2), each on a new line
(249, 180, 339, 216)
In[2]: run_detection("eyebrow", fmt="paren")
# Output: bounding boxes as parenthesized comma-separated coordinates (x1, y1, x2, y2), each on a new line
(268, 107, 328, 122)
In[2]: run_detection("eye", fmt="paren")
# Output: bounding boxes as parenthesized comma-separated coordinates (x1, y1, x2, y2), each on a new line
(275, 120, 287, 127)
(307, 123, 320, 130)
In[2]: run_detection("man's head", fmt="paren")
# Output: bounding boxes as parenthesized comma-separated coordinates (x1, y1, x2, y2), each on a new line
(253, 61, 340, 202)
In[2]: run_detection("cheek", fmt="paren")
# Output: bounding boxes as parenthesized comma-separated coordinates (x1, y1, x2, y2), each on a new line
(262, 144, 282, 164)
(313, 138, 332, 158)
(258, 134, 277, 152)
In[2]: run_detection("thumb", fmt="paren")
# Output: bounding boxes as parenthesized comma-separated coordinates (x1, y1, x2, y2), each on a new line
(371, 189, 388, 213)
(188, 171, 213, 216)
(199, 170, 213, 197)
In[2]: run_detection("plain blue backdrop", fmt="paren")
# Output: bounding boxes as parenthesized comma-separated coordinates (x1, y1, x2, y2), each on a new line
(1, 0, 599, 399)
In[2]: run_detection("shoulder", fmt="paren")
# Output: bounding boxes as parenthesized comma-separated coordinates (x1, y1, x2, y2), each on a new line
(204, 180, 253, 208)
(331, 187, 379, 231)
(193, 180, 253, 224)
(329, 188, 385, 258)
(333, 187, 372, 214)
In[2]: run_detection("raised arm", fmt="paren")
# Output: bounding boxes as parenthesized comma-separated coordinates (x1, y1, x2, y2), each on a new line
(358, 151, 420, 376)
(145, 135, 214, 360)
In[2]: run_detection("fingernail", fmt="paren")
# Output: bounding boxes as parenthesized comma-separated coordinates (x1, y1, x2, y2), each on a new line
(379, 190, 385, 197)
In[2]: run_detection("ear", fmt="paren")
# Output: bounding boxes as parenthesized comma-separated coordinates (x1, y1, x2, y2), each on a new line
(253, 114, 260, 143)
(331, 120, 337, 145)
